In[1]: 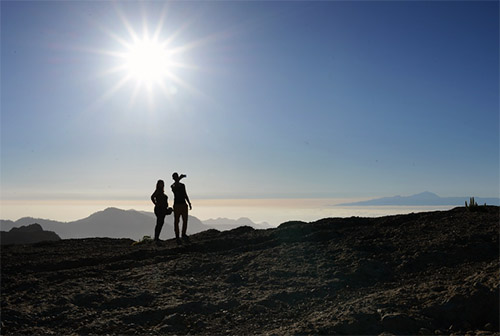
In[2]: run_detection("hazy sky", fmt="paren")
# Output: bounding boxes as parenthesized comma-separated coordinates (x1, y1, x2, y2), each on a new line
(2, 1, 499, 205)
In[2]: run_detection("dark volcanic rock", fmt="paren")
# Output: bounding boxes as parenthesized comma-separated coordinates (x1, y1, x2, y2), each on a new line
(0, 223, 61, 245)
(1, 207, 499, 335)
(381, 313, 420, 334)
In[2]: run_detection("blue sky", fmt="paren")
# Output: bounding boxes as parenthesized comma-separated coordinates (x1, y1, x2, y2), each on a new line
(1, 1, 499, 205)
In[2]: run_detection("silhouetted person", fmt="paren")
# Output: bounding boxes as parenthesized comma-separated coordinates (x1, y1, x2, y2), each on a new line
(151, 179, 170, 242)
(171, 172, 192, 243)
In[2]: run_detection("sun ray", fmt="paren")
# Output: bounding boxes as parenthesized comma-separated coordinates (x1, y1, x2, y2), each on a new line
(152, 3, 170, 41)
(100, 28, 133, 51)
(112, 1, 139, 43)
(100, 64, 128, 76)
(157, 13, 200, 52)
(101, 75, 131, 102)
(167, 30, 232, 56)
(84, 74, 132, 115)
(83, 12, 133, 51)
(141, 3, 151, 41)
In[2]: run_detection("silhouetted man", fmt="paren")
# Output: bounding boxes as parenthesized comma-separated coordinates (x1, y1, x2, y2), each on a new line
(171, 172, 192, 244)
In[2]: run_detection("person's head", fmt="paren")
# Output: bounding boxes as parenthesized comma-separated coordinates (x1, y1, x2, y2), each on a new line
(156, 180, 164, 191)
(172, 172, 186, 182)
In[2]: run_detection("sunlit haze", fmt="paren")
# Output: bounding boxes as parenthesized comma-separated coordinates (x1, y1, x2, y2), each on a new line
(1, 1, 498, 224)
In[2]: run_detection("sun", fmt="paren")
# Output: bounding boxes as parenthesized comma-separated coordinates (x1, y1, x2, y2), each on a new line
(89, 3, 209, 108)
(123, 36, 172, 85)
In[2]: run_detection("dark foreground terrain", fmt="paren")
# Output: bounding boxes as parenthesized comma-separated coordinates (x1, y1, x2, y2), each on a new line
(1, 207, 499, 335)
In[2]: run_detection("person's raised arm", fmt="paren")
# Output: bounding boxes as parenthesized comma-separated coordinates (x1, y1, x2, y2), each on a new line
(184, 185, 192, 210)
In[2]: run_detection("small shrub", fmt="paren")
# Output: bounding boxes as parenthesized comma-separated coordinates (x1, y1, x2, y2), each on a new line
(131, 235, 152, 246)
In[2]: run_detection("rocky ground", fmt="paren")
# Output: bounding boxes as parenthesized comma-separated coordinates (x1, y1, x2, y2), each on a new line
(1, 206, 499, 335)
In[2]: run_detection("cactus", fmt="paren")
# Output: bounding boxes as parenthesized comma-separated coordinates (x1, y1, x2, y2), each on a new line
(465, 197, 486, 212)
(465, 197, 477, 208)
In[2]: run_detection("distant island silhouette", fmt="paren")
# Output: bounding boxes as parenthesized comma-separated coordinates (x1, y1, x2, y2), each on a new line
(203, 217, 271, 231)
(338, 191, 500, 206)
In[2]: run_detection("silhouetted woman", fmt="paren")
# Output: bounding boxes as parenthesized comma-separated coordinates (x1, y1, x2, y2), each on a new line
(171, 172, 192, 243)
(151, 179, 169, 242)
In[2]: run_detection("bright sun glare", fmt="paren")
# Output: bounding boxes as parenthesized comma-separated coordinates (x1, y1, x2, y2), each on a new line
(124, 37, 171, 85)
(92, 4, 206, 107)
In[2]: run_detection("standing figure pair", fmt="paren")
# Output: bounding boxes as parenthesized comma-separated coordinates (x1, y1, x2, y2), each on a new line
(150, 172, 191, 243)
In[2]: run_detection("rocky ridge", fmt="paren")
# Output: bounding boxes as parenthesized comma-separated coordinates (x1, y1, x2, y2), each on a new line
(0, 224, 61, 245)
(1, 207, 498, 335)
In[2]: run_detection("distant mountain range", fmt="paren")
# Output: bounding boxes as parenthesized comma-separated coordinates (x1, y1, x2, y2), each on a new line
(4, 193, 498, 241)
(1, 223, 61, 245)
(0, 208, 270, 241)
(338, 192, 500, 206)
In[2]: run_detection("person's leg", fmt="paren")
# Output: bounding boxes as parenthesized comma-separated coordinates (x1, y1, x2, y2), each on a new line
(154, 215, 165, 241)
(181, 204, 188, 237)
(174, 205, 181, 239)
